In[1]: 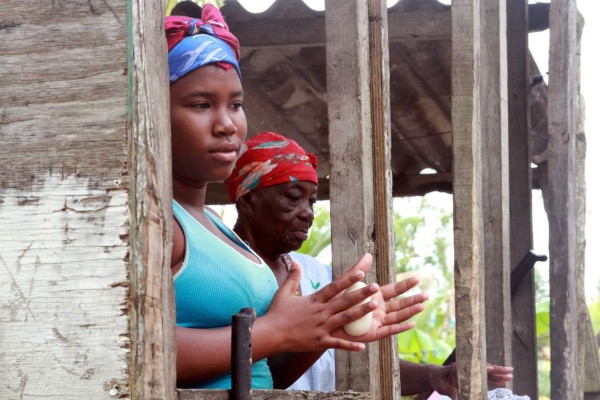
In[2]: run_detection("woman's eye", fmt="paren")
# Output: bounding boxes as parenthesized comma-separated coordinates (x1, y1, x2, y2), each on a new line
(192, 103, 209, 109)
(231, 102, 243, 110)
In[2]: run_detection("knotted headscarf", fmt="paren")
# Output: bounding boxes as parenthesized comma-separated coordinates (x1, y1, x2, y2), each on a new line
(225, 132, 318, 203)
(166, 4, 241, 84)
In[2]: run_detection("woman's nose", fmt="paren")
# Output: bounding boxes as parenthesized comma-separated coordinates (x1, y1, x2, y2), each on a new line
(298, 202, 314, 222)
(214, 109, 236, 136)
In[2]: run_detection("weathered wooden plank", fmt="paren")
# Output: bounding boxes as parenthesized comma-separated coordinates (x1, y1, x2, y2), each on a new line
(480, 0, 512, 370)
(205, 170, 546, 205)
(128, 0, 176, 399)
(506, 1, 538, 397)
(547, 0, 580, 398)
(0, 1, 131, 399)
(325, 0, 378, 395)
(576, 18, 600, 392)
(451, 0, 487, 398)
(178, 389, 371, 399)
(575, 11, 589, 400)
(368, 0, 399, 398)
(0, 0, 175, 398)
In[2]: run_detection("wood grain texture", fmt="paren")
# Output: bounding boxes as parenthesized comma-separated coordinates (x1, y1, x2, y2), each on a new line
(506, 1, 539, 397)
(0, 1, 131, 398)
(367, 0, 399, 399)
(227, 3, 549, 50)
(574, 12, 593, 399)
(480, 0, 512, 371)
(325, 0, 378, 395)
(451, 0, 487, 398)
(0, 0, 175, 398)
(128, 0, 176, 399)
(547, 0, 580, 398)
(178, 389, 372, 399)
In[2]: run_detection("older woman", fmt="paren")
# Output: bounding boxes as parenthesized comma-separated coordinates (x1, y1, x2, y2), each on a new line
(225, 132, 513, 396)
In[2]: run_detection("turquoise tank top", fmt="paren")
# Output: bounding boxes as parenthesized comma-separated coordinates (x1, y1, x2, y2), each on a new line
(172, 200, 278, 389)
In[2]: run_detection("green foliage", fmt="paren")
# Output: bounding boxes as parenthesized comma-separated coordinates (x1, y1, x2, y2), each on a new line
(393, 196, 455, 364)
(590, 299, 600, 334)
(298, 203, 332, 258)
(535, 300, 551, 399)
(165, 0, 223, 16)
(397, 328, 453, 365)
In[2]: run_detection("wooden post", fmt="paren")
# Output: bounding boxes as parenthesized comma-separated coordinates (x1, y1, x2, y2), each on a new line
(547, 0, 580, 398)
(368, 0, 400, 398)
(480, 0, 512, 371)
(573, 11, 596, 399)
(232, 308, 257, 400)
(506, 0, 539, 397)
(451, 0, 488, 398)
(0, 1, 176, 399)
(325, 0, 380, 395)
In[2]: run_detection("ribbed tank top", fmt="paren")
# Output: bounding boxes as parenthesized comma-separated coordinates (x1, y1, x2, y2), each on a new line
(172, 200, 278, 389)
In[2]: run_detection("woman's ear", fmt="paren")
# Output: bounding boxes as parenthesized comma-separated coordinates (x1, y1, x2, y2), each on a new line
(236, 192, 256, 217)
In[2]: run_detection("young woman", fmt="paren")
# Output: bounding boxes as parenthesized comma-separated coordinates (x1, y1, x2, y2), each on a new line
(166, 5, 426, 390)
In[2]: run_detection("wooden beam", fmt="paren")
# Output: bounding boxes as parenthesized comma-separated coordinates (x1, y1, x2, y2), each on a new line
(481, 0, 512, 371)
(226, 3, 549, 50)
(574, 11, 596, 397)
(451, 0, 487, 398)
(205, 169, 551, 205)
(128, 1, 177, 399)
(178, 389, 371, 399)
(325, 0, 380, 395)
(506, 0, 538, 397)
(547, 0, 580, 398)
(368, 0, 399, 398)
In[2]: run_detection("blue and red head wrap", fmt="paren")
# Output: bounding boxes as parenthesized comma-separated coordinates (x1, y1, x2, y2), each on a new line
(166, 4, 241, 84)
(225, 132, 319, 203)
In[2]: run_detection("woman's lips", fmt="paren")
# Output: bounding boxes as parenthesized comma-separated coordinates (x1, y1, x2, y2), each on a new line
(210, 150, 238, 162)
(210, 143, 239, 162)
(293, 230, 309, 241)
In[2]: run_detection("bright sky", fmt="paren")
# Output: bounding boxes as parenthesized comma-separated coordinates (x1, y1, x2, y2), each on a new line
(234, 0, 600, 299)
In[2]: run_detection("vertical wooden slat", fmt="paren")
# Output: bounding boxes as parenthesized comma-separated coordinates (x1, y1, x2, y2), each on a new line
(325, 0, 379, 395)
(451, 0, 487, 398)
(547, 0, 580, 398)
(574, 11, 593, 400)
(506, 0, 538, 396)
(367, 0, 399, 399)
(481, 0, 512, 370)
(128, 0, 176, 399)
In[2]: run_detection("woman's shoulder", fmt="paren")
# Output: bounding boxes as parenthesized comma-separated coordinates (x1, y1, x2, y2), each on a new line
(203, 205, 222, 219)
(171, 216, 186, 272)
(289, 252, 332, 280)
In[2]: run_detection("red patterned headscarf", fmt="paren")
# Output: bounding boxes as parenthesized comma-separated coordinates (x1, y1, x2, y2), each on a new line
(225, 132, 318, 203)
